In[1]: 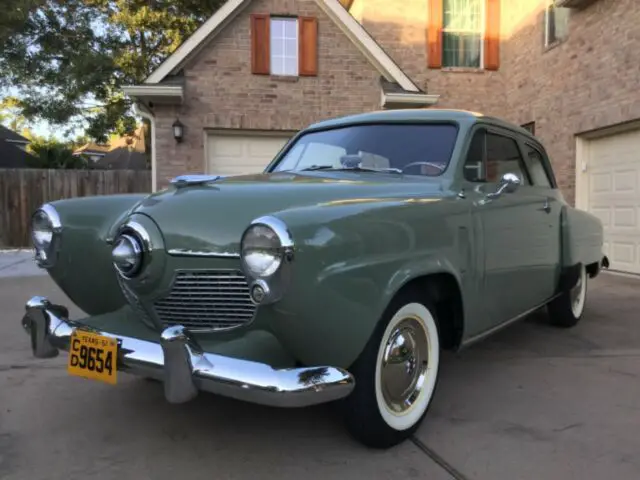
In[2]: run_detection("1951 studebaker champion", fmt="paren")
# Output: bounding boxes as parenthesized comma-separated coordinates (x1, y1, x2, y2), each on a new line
(22, 109, 609, 448)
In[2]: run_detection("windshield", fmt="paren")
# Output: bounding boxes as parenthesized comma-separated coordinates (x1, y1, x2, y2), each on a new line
(270, 123, 458, 176)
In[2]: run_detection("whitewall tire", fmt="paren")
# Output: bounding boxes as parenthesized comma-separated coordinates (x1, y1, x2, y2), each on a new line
(548, 264, 588, 328)
(342, 290, 441, 449)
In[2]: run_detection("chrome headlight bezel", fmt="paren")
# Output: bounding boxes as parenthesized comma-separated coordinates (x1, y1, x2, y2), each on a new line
(31, 203, 62, 268)
(112, 220, 152, 280)
(240, 216, 294, 305)
(112, 233, 144, 278)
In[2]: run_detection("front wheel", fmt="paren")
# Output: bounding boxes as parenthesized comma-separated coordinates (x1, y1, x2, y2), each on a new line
(342, 291, 441, 449)
(547, 264, 588, 328)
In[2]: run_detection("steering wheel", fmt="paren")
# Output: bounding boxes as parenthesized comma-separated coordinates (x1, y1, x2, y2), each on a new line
(401, 161, 446, 175)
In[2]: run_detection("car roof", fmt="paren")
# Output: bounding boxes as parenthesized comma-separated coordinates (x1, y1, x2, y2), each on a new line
(305, 108, 538, 143)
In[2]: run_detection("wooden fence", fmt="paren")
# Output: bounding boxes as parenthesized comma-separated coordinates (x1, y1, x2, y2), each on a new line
(0, 169, 151, 248)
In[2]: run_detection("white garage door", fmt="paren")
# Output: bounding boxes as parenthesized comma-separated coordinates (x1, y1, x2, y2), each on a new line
(206, 132, 291, 176)
(583, 128, 640, 275)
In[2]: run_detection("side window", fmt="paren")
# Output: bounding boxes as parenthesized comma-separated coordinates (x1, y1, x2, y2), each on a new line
(485, 132, 529, 185)
(523, 144, 552, 187)
(463, 129, 486, 182)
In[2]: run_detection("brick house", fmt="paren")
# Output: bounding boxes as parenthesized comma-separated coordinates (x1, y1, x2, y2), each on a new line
(123, 0, 640, 275)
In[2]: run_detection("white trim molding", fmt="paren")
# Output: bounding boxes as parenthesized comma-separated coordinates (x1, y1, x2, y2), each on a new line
(122, 85, 184, 101)
(381, 91, 440, 109)
(143, 0, 420, 93)
(134, 103, 158, 193)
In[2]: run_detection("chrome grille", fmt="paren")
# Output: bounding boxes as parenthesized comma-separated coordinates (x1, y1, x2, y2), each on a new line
(153, 270, 256, 331)
(118, 278, 156, 329)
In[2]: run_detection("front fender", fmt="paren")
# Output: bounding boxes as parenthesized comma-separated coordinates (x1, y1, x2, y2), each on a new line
(42, 194, 148, 315)
(262, 196, 469, 368)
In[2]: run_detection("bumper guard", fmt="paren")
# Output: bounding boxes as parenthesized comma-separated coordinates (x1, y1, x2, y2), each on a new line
(21, 296, 355, 407)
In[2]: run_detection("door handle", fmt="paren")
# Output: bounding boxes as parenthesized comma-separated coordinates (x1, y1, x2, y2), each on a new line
(539, 199, 551, 214)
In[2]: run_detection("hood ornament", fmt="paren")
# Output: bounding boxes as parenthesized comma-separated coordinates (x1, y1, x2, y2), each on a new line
(170, 174, 226, 188)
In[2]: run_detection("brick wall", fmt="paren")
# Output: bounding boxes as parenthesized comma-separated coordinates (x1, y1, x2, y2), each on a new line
(352, 0, 507, 117)
(355, 0, 640, 204)
(152, 0, 382, 188)
(501, 0, 640, 204)
(152, 0, 640, 201)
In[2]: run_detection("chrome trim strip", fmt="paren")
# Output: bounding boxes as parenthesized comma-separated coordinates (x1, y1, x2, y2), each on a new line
(168, 248, 240, 259)
(459, 294, 562, 349)
(22, 296, 355, 407)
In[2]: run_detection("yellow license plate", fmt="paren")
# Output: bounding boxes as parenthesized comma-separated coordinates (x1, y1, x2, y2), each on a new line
(67, 329, 118, 385)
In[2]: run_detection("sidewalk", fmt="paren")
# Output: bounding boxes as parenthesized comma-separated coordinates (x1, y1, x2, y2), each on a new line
(0, 250, 46, 278)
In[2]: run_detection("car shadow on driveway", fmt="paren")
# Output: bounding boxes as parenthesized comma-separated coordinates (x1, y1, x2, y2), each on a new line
(2, 273, 639, 480)
(415, 273, 640, 480)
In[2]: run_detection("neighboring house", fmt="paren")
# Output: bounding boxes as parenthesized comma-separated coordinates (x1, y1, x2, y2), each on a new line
(0, 125, 35, 168)
(73, 125, 149, 169)
(123, 0, 640, 276)
(73, 143, 111, 163)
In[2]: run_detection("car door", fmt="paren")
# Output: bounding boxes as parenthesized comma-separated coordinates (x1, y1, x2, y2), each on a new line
(518, 139, 563, 302)
(461, 126, 554, 331)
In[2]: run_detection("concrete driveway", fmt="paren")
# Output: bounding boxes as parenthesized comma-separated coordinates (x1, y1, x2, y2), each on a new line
(1, 260, 639, 480)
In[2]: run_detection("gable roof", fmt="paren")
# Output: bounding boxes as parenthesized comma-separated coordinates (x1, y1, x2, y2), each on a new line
(0, 125, 29, 144)
(0, 140, 35, 168)
(144, 0, 420, 93)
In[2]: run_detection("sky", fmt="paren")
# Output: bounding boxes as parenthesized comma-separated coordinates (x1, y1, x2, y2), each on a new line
(1, 85, 87, 140)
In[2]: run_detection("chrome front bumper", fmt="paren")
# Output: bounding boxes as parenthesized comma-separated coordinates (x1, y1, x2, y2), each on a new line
(21, 296, 355, 407)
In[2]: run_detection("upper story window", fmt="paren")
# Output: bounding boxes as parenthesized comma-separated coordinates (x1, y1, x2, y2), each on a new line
(442, 0, 484, 68)
(251, 14, 318, 77)
(428, 0, 500, 71)
(545, 1, 570, 47)
(270, 17, 298, 76)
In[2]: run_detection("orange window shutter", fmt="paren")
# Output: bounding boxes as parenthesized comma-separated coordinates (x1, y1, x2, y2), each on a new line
(427, 0, 443, 69)
(484, 0, 500, 70)
(251, 14, 270, 74)
(299, 17, 318, 76)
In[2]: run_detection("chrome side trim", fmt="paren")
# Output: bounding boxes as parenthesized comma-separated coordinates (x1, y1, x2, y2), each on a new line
(168, 248, 240, 259)
(459, 294, 562, 350)
(170, 175, 225, 188)
(22, 296, 355, 408)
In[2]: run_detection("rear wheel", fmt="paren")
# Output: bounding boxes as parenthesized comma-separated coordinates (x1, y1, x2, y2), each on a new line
(547, 264, 587, 328)
(342, 290, 441, 449)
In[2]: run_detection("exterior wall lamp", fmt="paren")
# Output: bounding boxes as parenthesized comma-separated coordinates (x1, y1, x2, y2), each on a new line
(172, 118, 184, 143)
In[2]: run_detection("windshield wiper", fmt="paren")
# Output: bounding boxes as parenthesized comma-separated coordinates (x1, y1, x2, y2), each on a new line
(301, 165, 402, 174)
(301, 165, 335, 171)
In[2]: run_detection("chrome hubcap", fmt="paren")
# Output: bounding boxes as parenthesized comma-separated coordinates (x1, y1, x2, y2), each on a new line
(380, 316, 429, 415)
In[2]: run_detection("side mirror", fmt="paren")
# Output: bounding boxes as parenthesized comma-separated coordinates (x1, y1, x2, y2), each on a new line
(486, 172, 521, 199)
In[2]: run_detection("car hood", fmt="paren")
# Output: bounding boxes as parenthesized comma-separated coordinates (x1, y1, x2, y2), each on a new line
(130, 171, 444, 255)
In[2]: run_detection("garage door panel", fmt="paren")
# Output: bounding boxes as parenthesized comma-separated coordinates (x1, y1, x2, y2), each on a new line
(585, 128, 640, 275)
(207, 132, 291, 176)
(614, 170, 637, 192)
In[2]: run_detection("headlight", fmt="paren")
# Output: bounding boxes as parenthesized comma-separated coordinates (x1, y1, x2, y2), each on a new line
(31, 204, 61, 267)
(112, 233, 143, 278)
(240, 216, 294, 278)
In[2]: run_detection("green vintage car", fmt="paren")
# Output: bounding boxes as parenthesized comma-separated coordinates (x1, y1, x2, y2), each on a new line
(22, 109, 608, 448)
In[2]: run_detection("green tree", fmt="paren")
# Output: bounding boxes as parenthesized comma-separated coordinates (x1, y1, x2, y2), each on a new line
(0, 96, 28, 131)
(25, 134, 89, 169)
(0, 0, 223, 142)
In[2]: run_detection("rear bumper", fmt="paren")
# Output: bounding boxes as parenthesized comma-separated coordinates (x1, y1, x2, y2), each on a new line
(21, 296, 355, 407)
